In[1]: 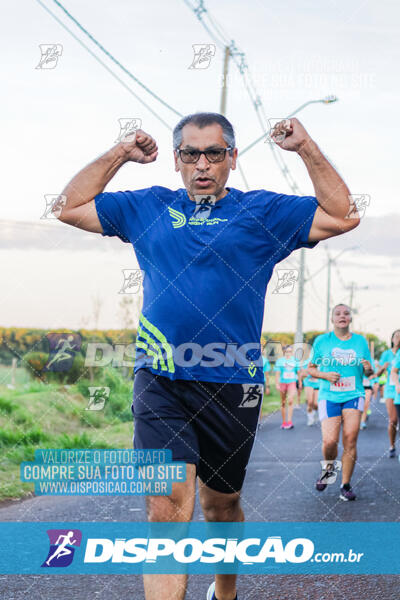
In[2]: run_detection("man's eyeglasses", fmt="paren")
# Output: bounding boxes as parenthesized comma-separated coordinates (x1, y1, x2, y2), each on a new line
(177, 146, 233, 164)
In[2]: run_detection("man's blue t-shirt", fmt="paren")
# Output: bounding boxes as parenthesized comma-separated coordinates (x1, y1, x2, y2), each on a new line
(274, 357, 299, 383)
(95, 185, 318, 383)
(310, 331, 373, 403)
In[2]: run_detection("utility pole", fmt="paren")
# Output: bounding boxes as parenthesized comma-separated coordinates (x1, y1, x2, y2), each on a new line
(220, 46, 230, 115)
(348, 281, 355, 309)
(326, 253, 332, 332)
(295, 250, 305, 344)
(345, 282, 368, 329)
(305, 247, 357, 333)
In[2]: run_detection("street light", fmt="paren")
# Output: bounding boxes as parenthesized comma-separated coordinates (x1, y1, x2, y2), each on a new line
(288, 95, 338, 117)
(240, 95, 338, 157)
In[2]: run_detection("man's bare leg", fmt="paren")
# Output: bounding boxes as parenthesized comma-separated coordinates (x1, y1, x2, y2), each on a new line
(143, 463, 197, 600)
(198, 479, 243, 600)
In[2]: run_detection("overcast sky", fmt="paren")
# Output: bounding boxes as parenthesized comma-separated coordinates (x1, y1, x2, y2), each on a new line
(1, 0, 399, 346)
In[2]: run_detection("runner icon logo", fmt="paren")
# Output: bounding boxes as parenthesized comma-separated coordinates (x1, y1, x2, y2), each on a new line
(41, 529, 82, 568)
(272, 269, 298, 294)
(188, 44, 216, 70)
(35, 44, 63, 69)
(239, 384, 263, 408)
(193, 194, 217, 220)
(86, 386, 110, 411)
(119, 269, 145, 294)
(44, 333, 82, 373)
(115, 118, 142, 143)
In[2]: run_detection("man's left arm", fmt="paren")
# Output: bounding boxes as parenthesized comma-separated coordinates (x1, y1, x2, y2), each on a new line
(271, 118, 360, 242)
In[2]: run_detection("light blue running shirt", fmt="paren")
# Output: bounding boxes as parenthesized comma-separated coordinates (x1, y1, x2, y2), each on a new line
(379, 348, 397, 399)
(392, 350, 400, 405)
(310, 331, 373, 403)
(274, 357, 299, 383)
(302, 357, 320, 390)
(262, 356, 271, 381)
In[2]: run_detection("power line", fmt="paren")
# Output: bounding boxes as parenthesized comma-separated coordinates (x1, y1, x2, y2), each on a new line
(334, 262, 348, 291)
(51, 0, 183, 118)
(37, 0, 253, 193)
(184, 0, 304, 195)
(305, 266, 325, 308)
(184, 0, 316, 343)
(35, 0, 180, 130)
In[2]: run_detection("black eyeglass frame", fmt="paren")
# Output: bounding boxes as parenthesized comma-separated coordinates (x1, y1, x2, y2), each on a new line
(176, 146, 234, 164)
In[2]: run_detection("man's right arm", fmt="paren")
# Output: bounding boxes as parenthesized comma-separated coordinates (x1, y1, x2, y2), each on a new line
(57, 130, 158, 233)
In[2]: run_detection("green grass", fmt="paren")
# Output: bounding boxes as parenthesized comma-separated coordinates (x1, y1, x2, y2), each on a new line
(0, 367, 134, 501)
(261, 377, 307, 416)
(0, 370, 303, 501)
(261, 384, 281, 415)
(0, 365, 31, 386)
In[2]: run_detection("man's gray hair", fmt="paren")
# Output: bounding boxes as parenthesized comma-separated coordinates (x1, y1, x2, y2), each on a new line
(172, 112, 235, 151)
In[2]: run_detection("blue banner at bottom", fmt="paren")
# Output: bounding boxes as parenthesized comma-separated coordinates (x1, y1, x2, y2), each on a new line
(0, 522, 398, 574)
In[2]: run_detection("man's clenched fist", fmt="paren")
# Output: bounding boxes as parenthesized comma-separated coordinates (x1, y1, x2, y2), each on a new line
(118, 129, 158, 164)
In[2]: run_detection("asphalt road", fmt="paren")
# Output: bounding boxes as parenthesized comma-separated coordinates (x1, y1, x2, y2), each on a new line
(1, 397, 399, 599)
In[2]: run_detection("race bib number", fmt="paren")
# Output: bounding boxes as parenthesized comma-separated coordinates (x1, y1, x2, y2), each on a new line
(329, 376, 356, 392)
(283, 370, 294, 380)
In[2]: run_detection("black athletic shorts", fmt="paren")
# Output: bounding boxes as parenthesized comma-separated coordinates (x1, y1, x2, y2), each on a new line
(131, 368, 262, 493)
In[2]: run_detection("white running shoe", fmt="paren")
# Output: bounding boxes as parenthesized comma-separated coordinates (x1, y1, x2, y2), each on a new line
(206, 582, 215, 600)
(313, 409, 319, 424)
(307, 411, 314, 426)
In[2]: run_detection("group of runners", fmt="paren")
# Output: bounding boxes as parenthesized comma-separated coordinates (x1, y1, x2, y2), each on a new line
(264, 308, 400, 502)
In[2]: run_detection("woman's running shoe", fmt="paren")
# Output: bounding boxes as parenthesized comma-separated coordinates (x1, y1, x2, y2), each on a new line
(316, 463, 336, 491)
(206, 581, 237, 600)
(340, 485, 356, 501)
(206, 582, 215, 600)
